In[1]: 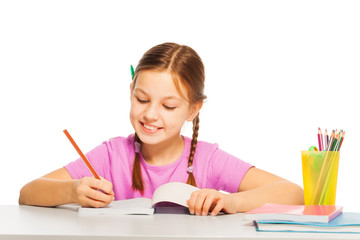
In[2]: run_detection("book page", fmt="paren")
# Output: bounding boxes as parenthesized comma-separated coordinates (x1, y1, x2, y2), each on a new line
(78, 198, 154, 216)
(151, 182, 199, 207)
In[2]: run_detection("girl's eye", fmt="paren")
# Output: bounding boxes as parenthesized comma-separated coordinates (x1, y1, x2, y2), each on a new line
(136, 97, 148, 104)
(163, 105, 176, 110)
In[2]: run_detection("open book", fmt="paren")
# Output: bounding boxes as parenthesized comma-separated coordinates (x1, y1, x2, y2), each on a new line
(78, 182, 199, 216)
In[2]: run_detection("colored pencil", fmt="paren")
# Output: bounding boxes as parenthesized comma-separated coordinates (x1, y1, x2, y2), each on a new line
(326, 130, 335, 151)
(338, 131, 345, 151)
(324, 129, 329, 150)
(331, 130, 340, 151)
(334, 130, 342, 151)
(318, 128, 323, 151)
(63, 129, 100, 179)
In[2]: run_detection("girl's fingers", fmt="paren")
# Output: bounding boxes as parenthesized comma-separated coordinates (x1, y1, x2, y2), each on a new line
(75, 177, 115, 207)
(188, 189, 227, 216)
(210, 199, 224, 216)
(202, 194, 215, 216)
(194, 191, 207, 215)
(98, 177, 114, 195)
(83, 196, 111, 208)
(188, 190, 200, 214)
(87, 177, 114, 195)
(86, 187, 114, 204)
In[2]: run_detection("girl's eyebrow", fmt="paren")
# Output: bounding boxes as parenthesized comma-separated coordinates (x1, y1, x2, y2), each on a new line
(134, 88, 183, 101)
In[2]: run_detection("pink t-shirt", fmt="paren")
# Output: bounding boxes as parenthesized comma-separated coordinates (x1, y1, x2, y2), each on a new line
(65, 135, 253, 200)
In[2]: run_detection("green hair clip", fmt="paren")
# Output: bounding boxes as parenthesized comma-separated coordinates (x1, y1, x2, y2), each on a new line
(130, 65, 135, 80)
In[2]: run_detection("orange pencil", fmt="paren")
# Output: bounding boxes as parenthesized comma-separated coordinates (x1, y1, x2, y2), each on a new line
(63, 129, 100, 179)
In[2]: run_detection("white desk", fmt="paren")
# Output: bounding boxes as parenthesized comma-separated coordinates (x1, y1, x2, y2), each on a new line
(0, 205, 359, 240)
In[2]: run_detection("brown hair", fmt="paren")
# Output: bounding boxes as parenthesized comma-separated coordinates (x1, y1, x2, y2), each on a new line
(131, 42, 207, 194)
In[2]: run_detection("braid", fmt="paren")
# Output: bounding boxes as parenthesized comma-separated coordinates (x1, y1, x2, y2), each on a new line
(132, 133, 144, 194)
(186, 114, 200, 186)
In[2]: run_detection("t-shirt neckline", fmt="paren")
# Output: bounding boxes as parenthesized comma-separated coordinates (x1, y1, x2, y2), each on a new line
(139, 136, 191, 170)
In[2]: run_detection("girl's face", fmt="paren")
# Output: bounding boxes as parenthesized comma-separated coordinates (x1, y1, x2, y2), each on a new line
(130, 70, 201, 146)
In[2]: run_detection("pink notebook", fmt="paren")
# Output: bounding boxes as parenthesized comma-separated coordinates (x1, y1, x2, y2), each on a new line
(244, 204, 343, 223)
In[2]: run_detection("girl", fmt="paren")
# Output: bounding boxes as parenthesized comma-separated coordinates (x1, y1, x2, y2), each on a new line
(19, 42, 304, 216)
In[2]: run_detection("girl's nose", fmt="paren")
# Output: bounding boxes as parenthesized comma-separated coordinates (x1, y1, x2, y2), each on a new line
(143, 104, 159, 122)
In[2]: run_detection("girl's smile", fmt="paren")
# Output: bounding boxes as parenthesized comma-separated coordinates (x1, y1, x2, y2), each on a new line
(140, 121, 163, 134)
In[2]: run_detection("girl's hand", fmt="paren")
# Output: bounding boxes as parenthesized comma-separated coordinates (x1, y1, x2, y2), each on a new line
(71, 177, 115, 208)
(186, 189, 237, 216)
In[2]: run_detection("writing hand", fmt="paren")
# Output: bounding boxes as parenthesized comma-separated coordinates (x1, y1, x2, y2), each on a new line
(71, 176, 114, 208)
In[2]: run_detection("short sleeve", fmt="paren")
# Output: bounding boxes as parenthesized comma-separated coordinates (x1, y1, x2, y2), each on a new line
(208, 148, 253, 193)
(64, 142, 110, 180)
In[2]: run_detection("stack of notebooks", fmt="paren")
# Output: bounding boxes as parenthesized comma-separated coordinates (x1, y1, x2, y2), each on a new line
(244, 204, 360, 233)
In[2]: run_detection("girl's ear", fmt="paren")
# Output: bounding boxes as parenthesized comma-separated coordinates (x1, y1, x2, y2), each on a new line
(186, 102, 203, 122)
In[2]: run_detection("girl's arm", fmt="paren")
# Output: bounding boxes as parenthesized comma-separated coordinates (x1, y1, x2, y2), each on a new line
(187, 167, 304, 216)
(19, 167, 114, 207)
(233, 167, 304, 211)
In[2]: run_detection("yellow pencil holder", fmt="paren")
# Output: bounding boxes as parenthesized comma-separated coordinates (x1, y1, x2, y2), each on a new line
(301, 151, 340, 205)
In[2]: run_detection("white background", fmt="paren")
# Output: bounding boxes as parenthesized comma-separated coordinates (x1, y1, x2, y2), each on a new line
(1, 0, 359, 211)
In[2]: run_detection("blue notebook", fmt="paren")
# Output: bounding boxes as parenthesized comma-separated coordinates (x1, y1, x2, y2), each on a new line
(254, 212, 360, 233)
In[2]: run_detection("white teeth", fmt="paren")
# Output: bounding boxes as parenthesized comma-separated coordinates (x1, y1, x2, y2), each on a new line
(143, 123, 158, 130)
